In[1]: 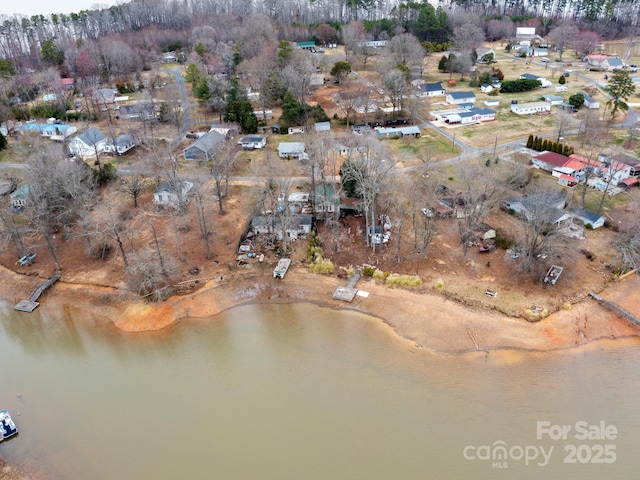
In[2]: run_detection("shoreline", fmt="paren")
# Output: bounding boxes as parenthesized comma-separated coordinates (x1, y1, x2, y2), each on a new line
(1, 264, 639, 479)
(2, 263, 638, 355)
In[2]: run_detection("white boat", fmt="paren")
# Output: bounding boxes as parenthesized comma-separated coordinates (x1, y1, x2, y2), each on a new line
(273, 258, 291, 279)
(0, 410, 18, 440)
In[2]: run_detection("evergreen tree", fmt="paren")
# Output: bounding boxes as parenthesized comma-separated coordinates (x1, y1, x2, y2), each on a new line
(0, 132, 7, 150)
(526, 134, 533, 148)
(605, 70, 636, 118)
(438, 55, 448, 71)
(558, 75, 566, 85)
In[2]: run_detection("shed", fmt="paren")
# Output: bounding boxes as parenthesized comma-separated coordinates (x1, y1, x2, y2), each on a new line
(314, 121, 331, 132)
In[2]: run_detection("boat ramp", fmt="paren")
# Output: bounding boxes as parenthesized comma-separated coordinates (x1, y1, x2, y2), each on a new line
(14, 274, 61, 312)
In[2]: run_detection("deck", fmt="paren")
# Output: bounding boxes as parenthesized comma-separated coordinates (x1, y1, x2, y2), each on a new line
(14, 274, 61, 312)
(333, 273, 361, 302)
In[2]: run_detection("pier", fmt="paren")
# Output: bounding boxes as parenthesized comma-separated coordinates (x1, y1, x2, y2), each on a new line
(589, 291, 640, 328)
(14, 274, 61, 312)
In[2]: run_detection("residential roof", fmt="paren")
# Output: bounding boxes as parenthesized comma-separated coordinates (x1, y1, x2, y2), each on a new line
(534, 151, 569, 168)
(61, 78, 74, 86)
(21, 123, 74, 135)
(607, 57, 623, 67)
(10, 184, 30, 201)
(611, 153, 640, 166)
(314, 121, 331, 132)
(114, 134, 134, 147)
(621, 177, 639, 186)
(463, 107, 495, 116)
(238, 135, 265, 143)
(184, 130, 226, 155)
(516, 27, 537, 36)
(278, 142, 306, 154)
(571, 207, 603, 225)
(297, 41, 315, 48)
(421, 82, 444, 91)
(377, 126, 421, 136)
(561, 159, 588, 171)
(77, 127, 107, 145)
(448, 91, 476, 99)
(520, 73, 541, 80)
(577, 91, 597, 103)
(512, 101, 550, 108)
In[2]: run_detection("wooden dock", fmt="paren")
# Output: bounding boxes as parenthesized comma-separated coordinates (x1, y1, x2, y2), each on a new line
(589, 291, 640, 328)
(14, 274, 61, 312)
(333, 273, 361, 302)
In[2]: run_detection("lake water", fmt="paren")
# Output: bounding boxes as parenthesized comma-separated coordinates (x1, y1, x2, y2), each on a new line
(1, 301, 639, 479)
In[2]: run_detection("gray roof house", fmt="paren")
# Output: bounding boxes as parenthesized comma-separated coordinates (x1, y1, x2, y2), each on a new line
(251, 214, 313, 240)
(570, 207, 605, 229)
(314, 121, 331, 132)
(278, 142, 308, 160)
(68, 127, 108, 157)
(153, 180, 193, 207)
(183, 130, 226, 160)
(92, 88, 118, 105)
(503, 192, 569, 224)
(103, 134, 136, 155)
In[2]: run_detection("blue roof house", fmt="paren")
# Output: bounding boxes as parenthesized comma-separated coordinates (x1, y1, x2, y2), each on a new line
(446, 91, 476, 105)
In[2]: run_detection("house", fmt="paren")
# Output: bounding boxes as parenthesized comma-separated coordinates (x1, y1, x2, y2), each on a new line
(376, 126, 421, 139)
(183, 130, 226, 160)
(601, 153, 640, 177)
(356, 40, 388, 48)
(446, 91, 476, 105)
(570, 207, 605, 229)
(153, 180, 193, 207)
(103, 134, 136, 155)
(297, 41, 316, 51)
(578, 91, 600, 109)
(516, 27, 537, 39)
(531, 151, 570, 172)
(21, 123, 77, 141)
(484, 99, 500, 107)
(314, 184, 340, 216)
(480, 83, 493, 93)
(278, 142, 308, 160)
(558, 173, 578, 187)
(92, 88, 118, 105)
(442, 107, 495, 125)
(601, 161, 633, 184)
(552, 155, 597, 182)
(162, 51, 178, 63)
(251, 214, 313, 240)
(61, 77, 75, 90)
(542, 94, 565, 106)
(237, 135, 267, 150)
(503, 192, 569, 224)
(68, 127, 108, 157)
(476, 47, 496, 64)
(510, 101, 551, 115)
(118, 104, 155, 121)
(555, 86, 568, 92)
(417, 82, 446, 98)
(520, 73, 552, 87)
(314, 121, 331, 133)
(209, 123, 240, 138)
(10, 184, 29, 209)
(253, 110, 273, 121)
(288, 126, 305, 135)
(310, 73, 324, 86)
(584, 54, 623, 71)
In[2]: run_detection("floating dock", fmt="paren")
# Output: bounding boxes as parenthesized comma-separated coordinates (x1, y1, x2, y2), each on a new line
(14, 274, 61, 312)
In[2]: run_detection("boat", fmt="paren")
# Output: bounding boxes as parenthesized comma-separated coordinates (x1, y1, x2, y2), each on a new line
(0, 410, 18, 440)
(273, 258, 291, 279)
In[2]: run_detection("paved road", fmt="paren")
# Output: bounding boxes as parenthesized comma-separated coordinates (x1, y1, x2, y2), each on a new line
(170, 68, 190, 144)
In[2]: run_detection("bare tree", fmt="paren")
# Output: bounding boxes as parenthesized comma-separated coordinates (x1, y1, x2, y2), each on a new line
(122, 174, 149, 208)
(547, 23, 579, 61)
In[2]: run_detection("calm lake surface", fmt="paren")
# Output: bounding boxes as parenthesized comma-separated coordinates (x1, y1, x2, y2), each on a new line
(1, 301, 639, 479)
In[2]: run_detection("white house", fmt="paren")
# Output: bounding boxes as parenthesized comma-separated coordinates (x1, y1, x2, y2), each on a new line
(520, 73, 551, 87)
(446, 91, 476, 105)
(376, 126, 421, 139)
(288, 126, 305, 135)
(480, 83, 494, 93)
(570, 207, 605, 229)
(578, 91, 600, 109)
(237, 135, 267, 150)
(103, 134, 136, 155)
(68, 127, 108, 157)
(542, 94, 565, 106)
(516, 27, 537, 39)
(314, 121, 331, 132)
(443, 107, 495, 125)
(601, 161, 633, 184)
(531, 151, 569, 172)
(510, 101, 551, 115)
(20, 123, 77, 142)
(278, 142, 308, 160)
(484, 99, 500, 107)
(153, 180, 193, 207)
(253, 110, 273, 121)
(584, 55, 623, 71)
(417, 82, 446, 98)
(356, 40, 388, 48)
